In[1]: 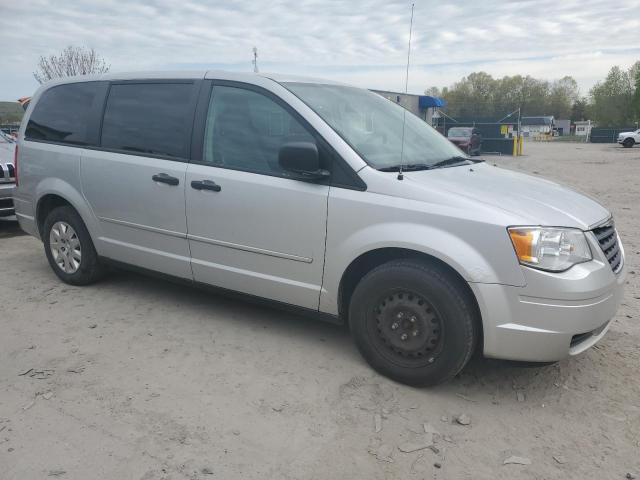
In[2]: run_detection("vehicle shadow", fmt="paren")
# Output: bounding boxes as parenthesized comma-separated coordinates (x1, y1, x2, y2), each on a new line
(101, 266, 563, 397)
(0, 217, 24, 239)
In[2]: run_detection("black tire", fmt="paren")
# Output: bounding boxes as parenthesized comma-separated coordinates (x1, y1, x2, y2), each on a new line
(622, 138, 634, 148)
(43, 206, 105, 285)
(348, 260, 478, 386)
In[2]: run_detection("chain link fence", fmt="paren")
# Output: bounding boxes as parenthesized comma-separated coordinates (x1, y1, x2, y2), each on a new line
(590, 127, 637, 143)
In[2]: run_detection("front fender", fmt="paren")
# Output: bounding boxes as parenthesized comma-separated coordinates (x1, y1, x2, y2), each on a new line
(320, 221, 525, 316)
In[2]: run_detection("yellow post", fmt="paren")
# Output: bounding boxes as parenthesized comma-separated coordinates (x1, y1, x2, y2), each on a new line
(518, 134, 524, 155)
(512, 135, 517, 156)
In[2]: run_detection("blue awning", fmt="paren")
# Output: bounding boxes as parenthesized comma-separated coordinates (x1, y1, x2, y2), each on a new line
(419, 95, 446, 108)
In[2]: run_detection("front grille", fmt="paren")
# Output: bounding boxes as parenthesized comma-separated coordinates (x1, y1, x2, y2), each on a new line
(0, 162, 15, 182)
(592, 222, 622, 273)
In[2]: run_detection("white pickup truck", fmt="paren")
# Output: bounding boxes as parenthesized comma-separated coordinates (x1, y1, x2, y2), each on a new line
(618, 128, 640, 148)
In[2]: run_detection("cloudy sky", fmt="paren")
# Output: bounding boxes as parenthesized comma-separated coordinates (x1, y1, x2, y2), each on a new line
(1, 0, 639, 101)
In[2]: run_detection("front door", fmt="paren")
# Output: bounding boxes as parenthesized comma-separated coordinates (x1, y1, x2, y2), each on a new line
(185, 84, 329, 309)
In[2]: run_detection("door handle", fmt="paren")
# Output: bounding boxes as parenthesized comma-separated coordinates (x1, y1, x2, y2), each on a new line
(152, 173, 179, 186)
(191, 180, 221, 192)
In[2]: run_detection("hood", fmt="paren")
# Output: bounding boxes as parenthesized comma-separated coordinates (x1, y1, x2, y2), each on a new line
(618, 131, 636, 136)
(403, 162, 610, 230)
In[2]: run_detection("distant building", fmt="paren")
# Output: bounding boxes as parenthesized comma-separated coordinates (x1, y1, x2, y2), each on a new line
(554, 119, 571, 136)
(521, 116, 554, 136)
(574, 120, 593, 137)
(371, 90, 446, 124)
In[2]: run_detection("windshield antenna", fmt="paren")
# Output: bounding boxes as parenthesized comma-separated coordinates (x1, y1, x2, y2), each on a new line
(397, 3, 414, 181)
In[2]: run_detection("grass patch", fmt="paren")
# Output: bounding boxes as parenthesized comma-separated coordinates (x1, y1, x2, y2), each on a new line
(0, 102, 24, 124)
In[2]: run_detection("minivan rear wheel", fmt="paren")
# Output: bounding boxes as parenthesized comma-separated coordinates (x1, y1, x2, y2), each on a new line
(43, 206, 105, 285)
(348, 260, 478, 386)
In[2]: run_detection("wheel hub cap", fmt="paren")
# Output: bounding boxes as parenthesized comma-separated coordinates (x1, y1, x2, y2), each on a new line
(50, 221, 81, 274)
(375, 292, 442, 358)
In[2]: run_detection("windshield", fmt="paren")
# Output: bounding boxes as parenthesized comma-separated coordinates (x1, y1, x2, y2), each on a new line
(447, 127, 473, 137)
(282, 82, 465, 169)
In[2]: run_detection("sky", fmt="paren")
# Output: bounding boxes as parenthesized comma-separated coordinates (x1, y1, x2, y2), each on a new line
(1, 0, 639, 102)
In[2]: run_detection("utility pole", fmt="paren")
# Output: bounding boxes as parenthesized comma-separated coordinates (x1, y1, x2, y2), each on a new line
(252, 47, 258, 73)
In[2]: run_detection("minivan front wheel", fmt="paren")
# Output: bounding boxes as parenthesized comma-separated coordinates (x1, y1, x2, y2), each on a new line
(43, 206, 105, 285)
(349, 260, 478, 386)
(622, 138, 635, 148)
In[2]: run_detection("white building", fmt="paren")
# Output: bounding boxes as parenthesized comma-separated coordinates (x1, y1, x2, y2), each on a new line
(554, 119, 571, 136)
(574, 120, 593, 137)
(520, 116, 554, 136)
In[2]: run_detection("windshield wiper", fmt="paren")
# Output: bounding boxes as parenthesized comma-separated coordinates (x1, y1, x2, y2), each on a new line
(428, 156, 472, 169)
(378, 163, 434, 172)
(377, 155, 484, 173)
(378, 158, 470, 172)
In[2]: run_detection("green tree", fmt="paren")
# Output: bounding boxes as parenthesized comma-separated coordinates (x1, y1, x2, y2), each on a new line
(0, 102, 25, 124)
(433, 71, 499, 119)
(589, 63, 638, 126)
(515, 76, 550, 116)
(424, 86, 442, 97)
(427, 61, 640, 125)
(571, 98, 590, 121)
(427, 72, 576, 120)
(547, 76, 579, 119)
(632, 66, 640, 122)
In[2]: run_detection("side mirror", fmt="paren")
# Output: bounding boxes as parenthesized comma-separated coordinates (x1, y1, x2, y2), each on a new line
(278, 142, 329, 181)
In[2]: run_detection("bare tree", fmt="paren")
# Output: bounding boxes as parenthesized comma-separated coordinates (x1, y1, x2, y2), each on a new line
(33, 46, 110, 84)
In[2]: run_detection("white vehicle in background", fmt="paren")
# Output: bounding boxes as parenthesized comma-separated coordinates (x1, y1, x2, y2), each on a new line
(618, 129, 640, 148)
(0, 130, 17, 217)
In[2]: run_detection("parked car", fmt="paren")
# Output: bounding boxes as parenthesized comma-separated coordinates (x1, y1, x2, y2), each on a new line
(0, 130, 16, 217)
(446, 127, 482, 155)
(618, 129, 640, 148)
(14, 72, 625, 385)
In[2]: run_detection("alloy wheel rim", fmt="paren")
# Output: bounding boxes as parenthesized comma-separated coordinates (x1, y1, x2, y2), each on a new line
(373, 291, 443, 365)
(49, 221, 82, 274)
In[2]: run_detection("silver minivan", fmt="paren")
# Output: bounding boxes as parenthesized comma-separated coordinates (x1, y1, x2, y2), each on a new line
(13, 71, 625, 385)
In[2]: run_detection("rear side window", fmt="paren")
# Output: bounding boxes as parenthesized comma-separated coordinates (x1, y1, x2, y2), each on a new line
(101, 83, 193, 159)
(26, 82, 100, 145)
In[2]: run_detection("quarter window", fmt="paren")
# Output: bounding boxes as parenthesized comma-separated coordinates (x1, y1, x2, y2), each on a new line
(203, 85, 315, 175)
(101, 83, 194, 159)
(25, 82, 101, 145)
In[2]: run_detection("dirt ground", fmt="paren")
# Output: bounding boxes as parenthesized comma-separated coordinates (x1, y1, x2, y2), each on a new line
(0, 141, 638, 480)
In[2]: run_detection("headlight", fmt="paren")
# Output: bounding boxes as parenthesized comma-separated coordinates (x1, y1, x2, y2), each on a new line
(508, 227, 592, 272)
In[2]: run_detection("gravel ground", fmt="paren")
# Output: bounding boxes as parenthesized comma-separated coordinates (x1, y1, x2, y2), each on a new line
(0, 141, 638, 480)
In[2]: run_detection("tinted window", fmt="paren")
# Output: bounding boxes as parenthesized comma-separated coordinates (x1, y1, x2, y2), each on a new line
(203, 86, 315, 175)
(101, 83, 193, 159)
(26, 82, 100, 145)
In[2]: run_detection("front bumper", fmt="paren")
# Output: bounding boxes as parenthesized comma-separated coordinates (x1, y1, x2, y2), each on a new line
(0, 183, 15, 217)
(471, 232, 626, 362)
